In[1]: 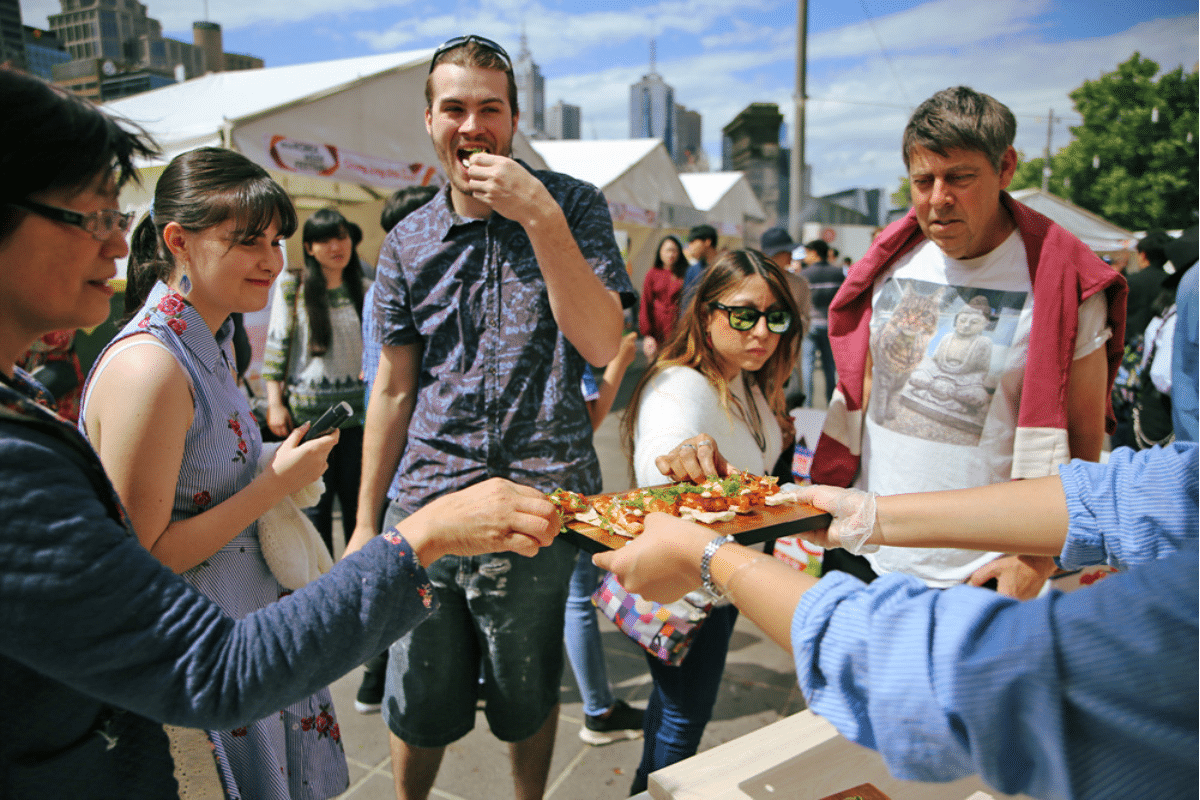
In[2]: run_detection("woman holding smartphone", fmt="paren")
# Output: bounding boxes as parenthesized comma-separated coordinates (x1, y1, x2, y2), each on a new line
(80, 147, 351, 799)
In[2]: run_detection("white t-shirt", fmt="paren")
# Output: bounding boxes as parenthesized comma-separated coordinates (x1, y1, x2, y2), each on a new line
(633, 365, 782, 488)
(857, 231, 1110, 586)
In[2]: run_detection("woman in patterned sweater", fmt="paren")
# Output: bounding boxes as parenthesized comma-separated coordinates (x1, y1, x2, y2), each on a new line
(263, 207, 369, 555)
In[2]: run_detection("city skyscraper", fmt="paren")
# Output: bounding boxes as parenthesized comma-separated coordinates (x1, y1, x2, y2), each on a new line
(513, 32, 545, 137)
(0, 0, 26, 70)
(44, 0, 261, 101)
(629, 40, 677, 159)
(675, 103, 703, 170)
(547, 100, 581, 140)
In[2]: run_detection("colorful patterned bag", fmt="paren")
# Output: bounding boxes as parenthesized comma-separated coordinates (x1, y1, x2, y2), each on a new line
(592, 573, 712, 666)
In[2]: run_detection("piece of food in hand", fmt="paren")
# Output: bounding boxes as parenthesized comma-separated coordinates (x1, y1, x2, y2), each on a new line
(549, 488, 591, 517)
(459, 146, 486, 168)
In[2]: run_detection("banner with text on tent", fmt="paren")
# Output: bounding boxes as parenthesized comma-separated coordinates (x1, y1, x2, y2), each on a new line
(266, 135, 442, 189)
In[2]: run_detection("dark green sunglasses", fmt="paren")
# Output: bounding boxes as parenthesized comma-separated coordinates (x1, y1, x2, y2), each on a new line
(710, 302, 792, 334)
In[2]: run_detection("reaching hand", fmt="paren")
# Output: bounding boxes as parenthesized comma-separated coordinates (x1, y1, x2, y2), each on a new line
(592, 512, 710, 603)
(641, 335, 658, 361)
(654, 434, 731, 483)
(266, 401, 294, 439)
(398, 478, 560, 564)
(794, 484, 880, 554)
(616, 331, 638, 368)
(967, 554, 1057, 600)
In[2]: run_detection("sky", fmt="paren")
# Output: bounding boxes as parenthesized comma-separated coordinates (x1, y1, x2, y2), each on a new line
(20, 0, 1199, 199)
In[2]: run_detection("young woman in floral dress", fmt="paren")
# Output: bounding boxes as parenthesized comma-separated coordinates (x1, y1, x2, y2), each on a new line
(80, 147, 350, 799)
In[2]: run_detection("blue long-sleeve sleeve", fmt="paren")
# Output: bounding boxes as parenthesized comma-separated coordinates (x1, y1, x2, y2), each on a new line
(1, 422, 437, 739)
(791, 443, 1199, 800)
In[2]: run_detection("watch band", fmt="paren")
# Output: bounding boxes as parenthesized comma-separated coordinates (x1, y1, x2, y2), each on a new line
(701, 534, 736, 598)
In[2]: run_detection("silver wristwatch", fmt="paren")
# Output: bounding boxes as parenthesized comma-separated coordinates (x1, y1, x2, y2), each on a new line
(700, 534, 736, 599)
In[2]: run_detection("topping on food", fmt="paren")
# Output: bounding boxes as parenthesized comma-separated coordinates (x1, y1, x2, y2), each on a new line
(553, 468, 797, 541)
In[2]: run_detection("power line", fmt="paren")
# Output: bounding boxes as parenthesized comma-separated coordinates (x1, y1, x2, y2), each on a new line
(858, 0, 911, 107)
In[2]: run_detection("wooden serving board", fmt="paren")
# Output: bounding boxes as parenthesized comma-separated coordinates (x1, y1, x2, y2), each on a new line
(559, 485, 833, 554)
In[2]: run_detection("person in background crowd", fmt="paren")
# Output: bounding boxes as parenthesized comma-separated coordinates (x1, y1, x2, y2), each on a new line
(760, 226, 811, 409)
(1166, 227, 1199, 442)
(347, 34, 634, 800)
(263, 207, 369, 557)
(0, 67, 559, 798)
(1124, 230, 1173, 345)
(638, 234, 687, 361)
(619, 249, 801, 795)
(362, 185, 439, 404)
(596, 442, 1197, 800)
(565, 330, 645, 746)
(813, 86, 1125, 597)
(353, 183, 440, 716)
(680, 223, 719, 306)
(799, 238, 843, 407)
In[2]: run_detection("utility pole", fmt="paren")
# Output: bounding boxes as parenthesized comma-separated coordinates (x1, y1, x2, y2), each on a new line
(1041, 109, 1054, 193)
(789, 0, 807, 241)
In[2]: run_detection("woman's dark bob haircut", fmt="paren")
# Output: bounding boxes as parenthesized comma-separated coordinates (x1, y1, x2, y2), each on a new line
(0, 69, 157, 241)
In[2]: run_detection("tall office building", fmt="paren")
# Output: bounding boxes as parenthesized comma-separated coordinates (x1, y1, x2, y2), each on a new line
(629, 42, 676, 159)
(513, 33, 545, 137)
(24, 26, 71, 79)
(675, 104, 703, 170)
(46, 0, 261, 100)
(547, 100, 581, 140)
(0, 0, 25, 70)
(724, 102, 789, 228)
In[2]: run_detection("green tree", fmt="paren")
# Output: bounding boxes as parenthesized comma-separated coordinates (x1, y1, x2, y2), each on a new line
(1017, 53, 1198, 230)
(891, 176, 910, 210)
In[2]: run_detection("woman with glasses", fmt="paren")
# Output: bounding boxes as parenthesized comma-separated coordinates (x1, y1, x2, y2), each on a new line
(618, 248, 802, 795)
(0, 70, 558, 797)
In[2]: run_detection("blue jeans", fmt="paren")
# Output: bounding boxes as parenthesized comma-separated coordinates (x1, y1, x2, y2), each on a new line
(631, 603, 738, 794)
(564, 550, 615, 717)
(805, 327, 837, 406)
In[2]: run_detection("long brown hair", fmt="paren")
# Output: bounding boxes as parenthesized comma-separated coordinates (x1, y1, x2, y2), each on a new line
(621, 248, 801, 473)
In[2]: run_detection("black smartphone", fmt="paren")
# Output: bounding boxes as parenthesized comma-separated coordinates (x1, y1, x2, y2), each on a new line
(300, 401, 353, 443)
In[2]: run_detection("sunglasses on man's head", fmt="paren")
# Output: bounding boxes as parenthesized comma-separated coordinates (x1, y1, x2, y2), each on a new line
(429, 34, 512, 73)
(710, 302, 792, 334)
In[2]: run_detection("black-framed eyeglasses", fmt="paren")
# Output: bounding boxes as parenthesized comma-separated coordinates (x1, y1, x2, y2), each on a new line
(710, 302, 792, 334)
(10, 198, 134, 242)
(429, 34, 512, 73)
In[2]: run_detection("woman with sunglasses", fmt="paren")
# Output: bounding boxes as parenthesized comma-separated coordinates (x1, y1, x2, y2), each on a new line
(618, 248, 802, 795)
(0, 70, 558, 796)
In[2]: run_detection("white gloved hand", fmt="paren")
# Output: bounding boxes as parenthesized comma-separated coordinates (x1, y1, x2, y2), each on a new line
(795, 484, 880, 554)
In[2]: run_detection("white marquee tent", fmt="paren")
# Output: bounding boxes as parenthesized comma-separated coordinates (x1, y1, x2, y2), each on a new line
(104, 49, 547, 267)
(680, 171, 767, 243)
(1009, 188, 1136, 252)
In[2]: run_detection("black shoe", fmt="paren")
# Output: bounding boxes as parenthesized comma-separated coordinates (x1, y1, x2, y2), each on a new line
(579, 699, 643, 745)
(354, 665, 385, 714)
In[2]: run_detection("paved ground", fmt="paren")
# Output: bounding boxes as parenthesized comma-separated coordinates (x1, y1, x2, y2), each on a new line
(329, 353, 828, 799)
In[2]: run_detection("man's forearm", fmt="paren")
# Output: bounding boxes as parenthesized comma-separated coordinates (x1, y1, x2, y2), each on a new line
(523, 205, 623, 366)
(354, 386, 413, 534)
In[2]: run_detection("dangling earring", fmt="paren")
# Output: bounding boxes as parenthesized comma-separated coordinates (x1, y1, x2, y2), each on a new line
(178, 264, 192, 296)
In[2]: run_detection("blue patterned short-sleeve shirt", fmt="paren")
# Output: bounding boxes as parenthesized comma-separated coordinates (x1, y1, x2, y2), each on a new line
(373, 164, 634, 510)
